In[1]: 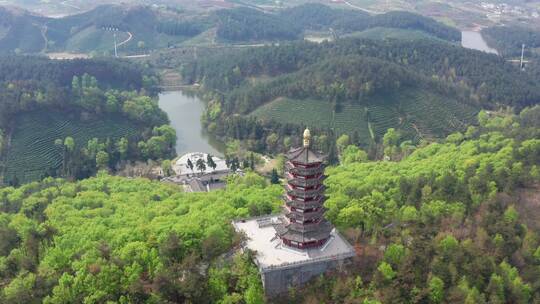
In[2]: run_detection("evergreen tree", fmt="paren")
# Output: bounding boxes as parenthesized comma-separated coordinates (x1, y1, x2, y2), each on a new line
(327, 135, 339, 165)
(249, 153, 255, 170)
(187, 158, 194, 173)
(196, 158, 206, 174)
(207, 154, 217, 171)
(270, 168, 279, 184)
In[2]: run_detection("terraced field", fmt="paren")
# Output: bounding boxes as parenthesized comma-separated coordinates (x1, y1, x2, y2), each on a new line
(250, 89, 479, 146)
(251, 98, 372, 144)
(3, 110, 140, 184)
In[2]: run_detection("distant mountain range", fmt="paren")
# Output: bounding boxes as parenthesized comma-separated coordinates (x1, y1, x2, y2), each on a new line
(0, 3, 461, 55)
(0, 4, 202, 55)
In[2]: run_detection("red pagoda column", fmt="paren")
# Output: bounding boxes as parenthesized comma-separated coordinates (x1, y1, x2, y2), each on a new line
(275, 129, 333, 249)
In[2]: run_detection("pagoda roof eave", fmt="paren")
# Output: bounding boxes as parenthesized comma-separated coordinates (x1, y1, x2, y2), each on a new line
(286, 146, 326, 164)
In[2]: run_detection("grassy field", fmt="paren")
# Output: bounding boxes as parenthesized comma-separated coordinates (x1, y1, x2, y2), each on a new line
(250, 89, 478, 146)
(3, 110, 140, 184)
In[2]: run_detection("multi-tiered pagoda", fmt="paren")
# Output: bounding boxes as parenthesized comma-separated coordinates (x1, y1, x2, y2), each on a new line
(275, 129, 333, 249)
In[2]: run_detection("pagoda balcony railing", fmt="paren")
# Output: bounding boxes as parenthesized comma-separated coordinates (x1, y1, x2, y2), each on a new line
(285, 184, 325, 198)
(285, 209, 324, 222)
(286, 220, 328, 232)
(286, 173, 325, 187)
(284, 195, 325, 210)
(286, 162, 324, 176)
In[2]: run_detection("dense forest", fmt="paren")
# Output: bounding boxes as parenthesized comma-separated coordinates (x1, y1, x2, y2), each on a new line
(0, 106, 538, 303)
(221, 55, 460, 114)
(182, 37, 540, 154)
(289, 106, 540, 303)
(482, 26, 540, 57)
(0, 57, 175, 185)
(184, 38, 539, 109)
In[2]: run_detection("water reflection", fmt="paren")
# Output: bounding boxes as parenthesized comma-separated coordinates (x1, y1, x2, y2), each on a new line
(158, 91, 224, 157)
(461, 31, 499, 55)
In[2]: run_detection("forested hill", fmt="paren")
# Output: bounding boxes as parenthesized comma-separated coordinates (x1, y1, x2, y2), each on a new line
(181, 37, 540, 154)
(0, 56, 156, 127)
(215, 5, 460, 42)
(0, 7, 47, 54)
(185, 38, 540, 110)
(0, 57, 174, 185)
(0, 107, 539, 303)
(0, 4, 210, 54)
(0, 56, 147, 91)
(482, 26, 540, 58)
(0, 3, 459, 54)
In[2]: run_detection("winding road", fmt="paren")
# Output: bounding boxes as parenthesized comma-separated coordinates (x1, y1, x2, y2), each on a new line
(117, 31, 133, 47)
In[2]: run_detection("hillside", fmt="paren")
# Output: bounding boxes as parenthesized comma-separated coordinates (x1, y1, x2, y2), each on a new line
(183, 37, 540, 153)
(0, 56, 174, 185)
(0, 7, 46, 53)
(0, 107, 539, 303)
(0, 5, 209, 55)
(482, 25, 540, 58)
(215, 5, 460, 43)
(4, 111, 141, 184)
(251, 89, 477, 143)
(0, 3, 459, 55)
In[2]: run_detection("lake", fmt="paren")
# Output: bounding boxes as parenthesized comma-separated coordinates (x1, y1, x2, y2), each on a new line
(158, 91, 224, 157)
(461, 31, 498, 55)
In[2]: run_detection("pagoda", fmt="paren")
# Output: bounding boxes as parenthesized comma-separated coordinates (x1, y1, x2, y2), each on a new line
(275, 129, 333, 249)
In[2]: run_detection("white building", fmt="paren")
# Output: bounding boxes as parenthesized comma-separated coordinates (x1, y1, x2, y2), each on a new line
(173, 152, 229, 176)
(163, 152, 234, 192)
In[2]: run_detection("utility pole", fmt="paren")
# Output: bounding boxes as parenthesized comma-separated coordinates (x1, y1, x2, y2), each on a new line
(114, 32, 118, 58)
(520, 43, 525, 70)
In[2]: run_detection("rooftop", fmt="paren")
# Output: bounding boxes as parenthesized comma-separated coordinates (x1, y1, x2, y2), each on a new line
(286, 147, 326, 164)
(174, 152, 229, 176)
(233, 215, 355, 272)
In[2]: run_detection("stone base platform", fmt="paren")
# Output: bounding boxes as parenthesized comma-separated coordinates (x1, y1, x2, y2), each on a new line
(233, 215, 356, 296)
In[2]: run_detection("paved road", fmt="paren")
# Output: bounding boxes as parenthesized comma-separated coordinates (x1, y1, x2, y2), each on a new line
(117, 31, 133, 47)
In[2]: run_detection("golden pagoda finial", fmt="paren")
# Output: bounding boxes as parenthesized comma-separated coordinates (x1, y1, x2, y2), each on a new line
(303, 128, 311, 148)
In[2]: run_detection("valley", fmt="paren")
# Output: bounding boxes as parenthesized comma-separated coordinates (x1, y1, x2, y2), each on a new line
(0, 1, 539, 303)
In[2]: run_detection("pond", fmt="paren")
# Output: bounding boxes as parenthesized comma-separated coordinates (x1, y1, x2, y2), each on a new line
(461, 31, 499, 55)
(158, 91, 224, 157)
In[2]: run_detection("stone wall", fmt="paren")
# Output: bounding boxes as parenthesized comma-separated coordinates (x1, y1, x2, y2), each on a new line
(261, 257, 350, 296)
